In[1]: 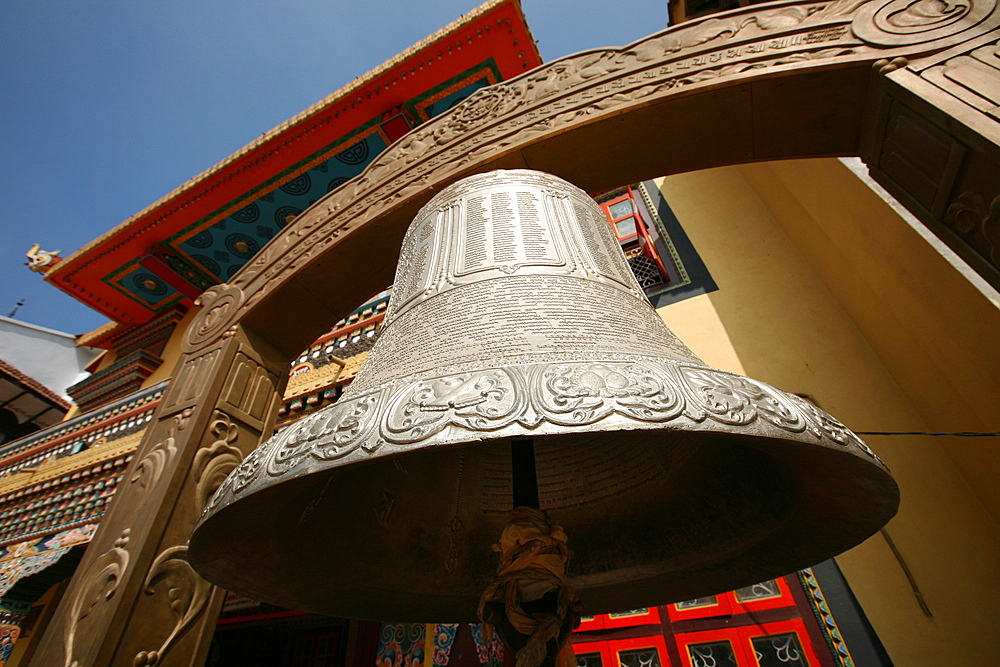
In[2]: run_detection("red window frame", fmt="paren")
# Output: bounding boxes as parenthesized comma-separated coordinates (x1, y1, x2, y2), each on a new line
(610, 635, 671, 667)
(576, 615, 607, 632)
(675, 627, 752, 667)
(603, 607, 661, 629)
(674, 618, 820, 667)
(730, 578, 795, 614)
(666, 595, 734, 622)
(599, 188, 671, 284)
(666, 577, 796, 621)
(742, 619, 821, 667)
(572, 635, 672, 667)
(572, 639, 613, 667)
(601, 192, 642, 243)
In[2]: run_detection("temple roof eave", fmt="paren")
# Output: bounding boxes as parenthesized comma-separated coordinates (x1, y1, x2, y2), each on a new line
(45, 0, 539, 286)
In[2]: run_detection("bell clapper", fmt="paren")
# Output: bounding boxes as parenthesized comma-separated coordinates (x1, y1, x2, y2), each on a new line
(477, 439, 582, 667)
(511, 438, 540, 509)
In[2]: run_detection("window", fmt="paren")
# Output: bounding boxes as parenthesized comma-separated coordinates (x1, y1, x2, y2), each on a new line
(603, 194, 641, 242)
(605, 607, 660, 629)
(667, 579, 795, 621)
(597, 187, 671, 292)
(574, 636, 671, 667)
(675, 620, 819, 667)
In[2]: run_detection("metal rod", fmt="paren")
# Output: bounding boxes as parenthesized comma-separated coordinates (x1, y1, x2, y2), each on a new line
(511, 438, 539, 508)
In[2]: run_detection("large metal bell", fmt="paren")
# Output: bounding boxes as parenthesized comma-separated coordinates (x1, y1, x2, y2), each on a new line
(189, 169, 898, 622)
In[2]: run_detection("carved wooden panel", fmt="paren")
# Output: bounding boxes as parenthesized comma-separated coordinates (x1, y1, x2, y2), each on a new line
(923, 38, 1000, 119)
(875, 97, 967, 215)
(863, 28, 1000, 289)
(32, 327, 287, 667)
(161, 347, 222, 414)
(221, 350, 282, 430)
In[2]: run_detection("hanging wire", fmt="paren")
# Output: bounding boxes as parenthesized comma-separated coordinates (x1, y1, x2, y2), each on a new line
(854, 431, 1000, 437)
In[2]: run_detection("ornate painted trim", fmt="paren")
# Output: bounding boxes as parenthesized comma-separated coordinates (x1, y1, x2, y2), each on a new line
(0, 432, 141, 497)
(0, 382, 164, 474)
(798, 567, 856, 667)
(0, 524, 98, 597)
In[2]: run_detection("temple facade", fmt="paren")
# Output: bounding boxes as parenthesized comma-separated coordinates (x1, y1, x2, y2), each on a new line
(2, 1, 998, 665)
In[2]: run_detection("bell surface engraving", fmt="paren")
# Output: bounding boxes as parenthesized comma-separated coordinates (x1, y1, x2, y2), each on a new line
(190, 170, 898, 623)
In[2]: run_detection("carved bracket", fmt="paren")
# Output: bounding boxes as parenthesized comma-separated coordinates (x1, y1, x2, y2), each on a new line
(191, 412, 243, 511)
(63, 529, 131, 667)
(133, 545, 212, 667)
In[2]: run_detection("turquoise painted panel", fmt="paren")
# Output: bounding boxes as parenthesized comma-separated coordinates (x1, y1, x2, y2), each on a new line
(179, 131, 389, 281)
(113, 267, 180, 307)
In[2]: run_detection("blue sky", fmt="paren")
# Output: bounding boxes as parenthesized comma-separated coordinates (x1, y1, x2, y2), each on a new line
(0, 0, 669, 335)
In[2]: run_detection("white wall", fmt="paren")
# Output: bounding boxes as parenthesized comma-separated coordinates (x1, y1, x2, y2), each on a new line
(0, 316, 101, 397)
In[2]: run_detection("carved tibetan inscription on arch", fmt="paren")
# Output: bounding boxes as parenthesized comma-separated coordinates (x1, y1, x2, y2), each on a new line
(181, 0, 1000, 350)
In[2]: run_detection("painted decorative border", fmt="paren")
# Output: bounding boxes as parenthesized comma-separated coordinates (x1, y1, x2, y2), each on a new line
(164, 121, 390, 284)
(103, 261, 185, 315)
(0, 524, 98, 597)
(798, 567, 856, 667)
(409, 60, 502, 121)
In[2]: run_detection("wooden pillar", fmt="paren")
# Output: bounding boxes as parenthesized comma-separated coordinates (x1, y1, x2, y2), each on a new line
(860, 28, 1000, 292)
(32, 321, 288, 666)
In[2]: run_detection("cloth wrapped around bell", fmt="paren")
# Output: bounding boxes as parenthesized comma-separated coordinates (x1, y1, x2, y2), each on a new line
(189, 169, 898, 623)
(478, 507, 581, 667)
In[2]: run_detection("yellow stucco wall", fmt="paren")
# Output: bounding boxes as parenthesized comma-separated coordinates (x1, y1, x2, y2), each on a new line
(655, 159, 1000, 666)
(142, 307, 201, 389)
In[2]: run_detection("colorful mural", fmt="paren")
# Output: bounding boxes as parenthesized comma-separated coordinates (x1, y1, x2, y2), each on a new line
(0, 382, 162, 478)
(377, 623, 427, 667)
(470, 623, 504, 667)
(432, 624, 459, 667)
(0, 622, 19, 666)
(0, 524, 97, 597)
(376, 623, 462, 667)
(408, 61, 500, 122)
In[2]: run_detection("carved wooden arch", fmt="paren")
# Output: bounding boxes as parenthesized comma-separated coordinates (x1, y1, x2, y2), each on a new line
(187, 0, 1000, 358)
(35, 2, 1000, 665)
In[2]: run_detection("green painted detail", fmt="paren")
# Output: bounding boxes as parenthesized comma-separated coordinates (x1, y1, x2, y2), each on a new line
(164, 118, 390, 283)
(0, 601, 28, 615)
(638, 182, 692, 289)
(405, 59, 501, 122)
(797, 568, 856, 667)
(103, 57, 507, 315)
(102, 258, 185, 316)
(165, 115, 388, 249)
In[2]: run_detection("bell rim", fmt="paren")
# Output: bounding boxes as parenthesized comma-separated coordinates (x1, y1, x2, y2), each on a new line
(198, 355, 888, 518)
(190, 355, 897, 621)
(190, 423, 897, 622)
